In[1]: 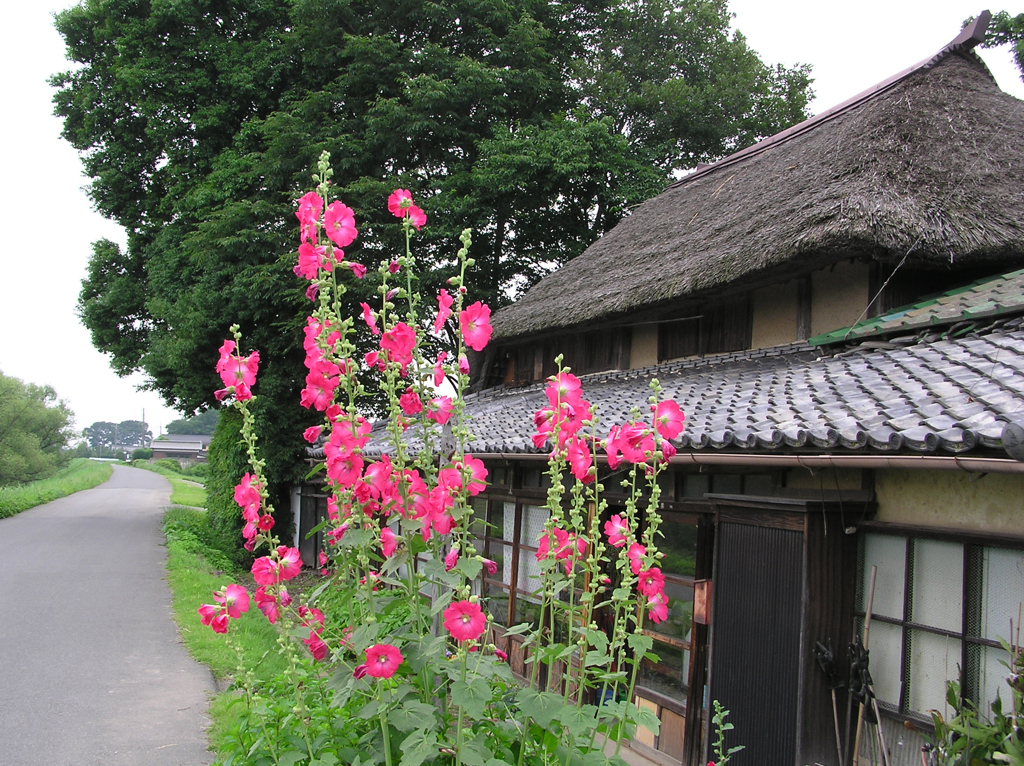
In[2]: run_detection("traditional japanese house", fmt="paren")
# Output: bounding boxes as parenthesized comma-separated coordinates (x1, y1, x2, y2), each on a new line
(456, 16, 1024, 766)
(299, 15, 1024, 766)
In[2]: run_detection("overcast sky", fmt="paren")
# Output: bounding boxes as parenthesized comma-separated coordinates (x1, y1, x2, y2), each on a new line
(1, 1, 1021, 436)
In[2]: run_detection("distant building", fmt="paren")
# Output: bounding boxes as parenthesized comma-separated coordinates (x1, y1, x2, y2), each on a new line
(149, 433, 211, 463)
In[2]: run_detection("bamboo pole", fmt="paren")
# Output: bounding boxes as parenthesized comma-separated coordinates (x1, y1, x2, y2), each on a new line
(854, 565, 876, 766)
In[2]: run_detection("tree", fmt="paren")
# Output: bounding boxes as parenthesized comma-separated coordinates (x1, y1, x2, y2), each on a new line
(0, 373, 75, 485)
(981, 11, 1024, 82)
(116, 420, 152, 448)
(56, 0, 813, 513)
(166, 409, 220, 435)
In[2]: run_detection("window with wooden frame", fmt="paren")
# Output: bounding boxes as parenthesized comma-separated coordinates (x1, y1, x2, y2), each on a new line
(637, 514, 699, 707)
(658, 296, 752, 362)
(859, 531, 1024, 722)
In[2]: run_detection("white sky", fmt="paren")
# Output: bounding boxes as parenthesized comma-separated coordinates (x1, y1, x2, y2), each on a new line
(1, 1, 1021, 436)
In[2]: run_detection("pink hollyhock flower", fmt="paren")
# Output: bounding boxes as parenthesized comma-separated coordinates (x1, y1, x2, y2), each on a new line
(654, 400, 686, 440)
(296, 242, 328, 280)
(458, 355, 470, 375)
(459, 301, 492, 351)
(326, 449, 364, 488)
(432, 512, 456, 537)
(305, 631, 329, 661)
(352, 663, 368, 679)
(388, 260, 401, 274)
(443, 600, 487, 642)
(380, 527, 398, 557)
(399, 387, 423, 415)
(303, 425, 323, 444)
(619, 422, 655, 464)
(300, 360, 340, 412)
(323, 201, 357, 248)
(251, 556, 279, 586)
(444, 545, 459, 572)
(567, 437, 593, 483)
(427, 396, 454, 425)
(198, 604, 229, 634)
(327, 524, 348, 545)
(380, 322, 416, 374)
(348, 262, 366, 279)
(364, 644, 403, 679)
(604, 515, 630, 548)
(637, 567, 665, 597)
(434, 290, 453, 335)
(253, 586, 279, 624)
(546, 373, 583, 408)
(295, 191, 323, 243)
(217, 346, 260, 391)
(459, 455, 488, 496)
(359, 303, 379, 336)
(495, 648, 508, 662)
(433, 351, 447, 386)
(627, 543, 646, 575)
(660, 439, 677, 461)
(276, 546, 302, 581)
(305, 283, 319, 301)
(299, 605, 325, 628)
(234, 473, 262, 515)
(407, 204, 427, 230)
(258, 514, 274, 531)
(387, 189, 414, 217)
(647, 590, 669, 624)
(483, 558, 498, 575)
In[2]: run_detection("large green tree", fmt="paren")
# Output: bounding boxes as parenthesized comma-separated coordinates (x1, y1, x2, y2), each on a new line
(56, 0, 813, 513)
(981, 11, 1024, 82)
(0, 373, 75, 485)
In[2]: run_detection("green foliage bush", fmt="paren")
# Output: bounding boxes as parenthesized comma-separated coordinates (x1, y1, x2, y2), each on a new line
(153, 457, 183, 473)
(205, 408, 252, 567)
(0, 372, 75, 485)
(131, 447, 154, 460)
(185, 462, 208, 478)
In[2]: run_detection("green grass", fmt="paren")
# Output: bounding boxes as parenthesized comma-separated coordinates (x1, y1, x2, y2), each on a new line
(163, 507, 286, 683)
(0, 459, 113, 519)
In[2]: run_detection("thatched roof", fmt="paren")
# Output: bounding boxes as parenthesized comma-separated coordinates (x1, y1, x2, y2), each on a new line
(492, 36, 1024, 341)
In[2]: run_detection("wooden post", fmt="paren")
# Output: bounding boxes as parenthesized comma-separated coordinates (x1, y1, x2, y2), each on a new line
(853, 565, 876, 766)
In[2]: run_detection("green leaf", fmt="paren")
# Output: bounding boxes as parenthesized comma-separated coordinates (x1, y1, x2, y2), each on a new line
(390, 701, 437, 733)
(559, 705, 599, 738)
(399, 729, 439, 766)
(503, 622, 532, 636)
(429, 590, 453, 616)
(455, 557, 483, 581)
(460, 734, 494, 766)
(516, 688, 565, 728)
(451, 677, 492, 719)
(350, 623, 380, 653)
(626, 633, 653, 654)
(277, 753, 307, 766)
(357, 700, 380, 719)
(585, 651, 611, 667)
(630, 703, 661, 735)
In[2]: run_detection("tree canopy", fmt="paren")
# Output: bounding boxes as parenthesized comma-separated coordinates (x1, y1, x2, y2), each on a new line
(166, 409, 221, 436)
(56, 0, 813, 505)
(82, 419, 152, 454)
(981, 11, 1024, 82)
(0, 373, 75, 485)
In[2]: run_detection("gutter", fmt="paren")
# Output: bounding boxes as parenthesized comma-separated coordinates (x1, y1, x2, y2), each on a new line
(472, 451, 1024, 474)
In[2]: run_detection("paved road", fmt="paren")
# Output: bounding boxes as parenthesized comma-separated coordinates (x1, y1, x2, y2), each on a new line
(0, 465, 214, 765)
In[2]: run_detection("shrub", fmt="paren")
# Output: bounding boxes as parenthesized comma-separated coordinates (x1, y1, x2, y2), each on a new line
(153, 457, 183, 473)
(131, 447, 154, 460)
(186, 462, 208, 478)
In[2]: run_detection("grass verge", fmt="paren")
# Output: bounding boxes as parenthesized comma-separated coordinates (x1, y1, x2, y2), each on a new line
(162, 506, 289, 760)
(0, 458, 113, 519)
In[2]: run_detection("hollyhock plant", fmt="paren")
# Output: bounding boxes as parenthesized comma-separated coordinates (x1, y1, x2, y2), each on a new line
(202, 156, 690, 766)
(459, 301, 492, 351)
(443, 600, 486, 642)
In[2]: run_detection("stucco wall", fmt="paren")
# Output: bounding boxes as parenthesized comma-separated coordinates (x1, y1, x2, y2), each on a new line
(810, 261, 869, 337)
(630, 324, 659, 369)
(875, 469, 1024, 536)
(751, 281, 799, 349)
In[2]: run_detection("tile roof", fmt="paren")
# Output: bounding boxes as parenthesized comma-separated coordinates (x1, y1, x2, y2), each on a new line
(810, 268, 1024, 345)
(366, 320, 1024, 459)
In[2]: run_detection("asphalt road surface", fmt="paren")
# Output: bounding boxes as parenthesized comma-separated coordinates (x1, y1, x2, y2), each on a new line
(0, 464, 214, 765)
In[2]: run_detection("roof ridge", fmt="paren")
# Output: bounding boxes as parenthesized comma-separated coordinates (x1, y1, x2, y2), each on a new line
(666, 14, 994, 192)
